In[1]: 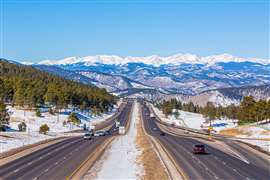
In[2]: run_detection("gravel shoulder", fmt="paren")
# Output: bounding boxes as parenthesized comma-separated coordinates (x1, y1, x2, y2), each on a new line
(136, 104, 169, 180)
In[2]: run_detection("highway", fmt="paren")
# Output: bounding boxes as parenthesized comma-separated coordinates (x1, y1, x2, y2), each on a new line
(141, 102, 270, 180)
(0, 101, 133, 180)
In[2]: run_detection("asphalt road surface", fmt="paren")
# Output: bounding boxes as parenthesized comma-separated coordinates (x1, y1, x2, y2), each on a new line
(141, 102, 270, 180)
(0, 101, 133, 180)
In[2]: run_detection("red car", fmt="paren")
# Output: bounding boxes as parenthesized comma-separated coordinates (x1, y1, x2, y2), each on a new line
(193, 144, 206, 154)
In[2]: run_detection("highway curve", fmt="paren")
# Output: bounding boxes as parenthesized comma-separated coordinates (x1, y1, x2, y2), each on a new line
(141, 102, 270, 180)
(0, 100, 133, 180)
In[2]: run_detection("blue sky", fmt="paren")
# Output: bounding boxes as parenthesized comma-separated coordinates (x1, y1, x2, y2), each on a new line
(0, 0, 269, 62)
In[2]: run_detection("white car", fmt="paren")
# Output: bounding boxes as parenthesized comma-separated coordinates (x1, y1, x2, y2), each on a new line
(83, 133, 92, 140)
(94, 131, 106, 137)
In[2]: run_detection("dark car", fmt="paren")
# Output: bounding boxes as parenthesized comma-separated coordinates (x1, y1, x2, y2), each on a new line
(193, 144, 206, 154)
(160, 132, 166, 136)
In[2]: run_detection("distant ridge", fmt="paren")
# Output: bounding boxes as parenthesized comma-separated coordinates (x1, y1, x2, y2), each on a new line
(24, 53, 269, 66)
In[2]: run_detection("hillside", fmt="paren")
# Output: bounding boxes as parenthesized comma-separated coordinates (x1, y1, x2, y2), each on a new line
(0, 59, 115, 111)
(189, 85, 270, 107)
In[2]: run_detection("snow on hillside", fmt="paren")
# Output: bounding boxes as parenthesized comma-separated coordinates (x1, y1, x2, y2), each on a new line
(130, 82, 152, 89)
(178, 110, 206, 129)
(208, 91, 240, 107)
(151, 105, 205, 129)
(189, 90, 240, 107)
(0, 106, 117, 153)
(35, 53, 270, 66)
(151, 104, 237, 131)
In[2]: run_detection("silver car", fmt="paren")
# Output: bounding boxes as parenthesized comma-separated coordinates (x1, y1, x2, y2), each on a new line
(94, 131, 106, 136)
(83, 133, 92, 140)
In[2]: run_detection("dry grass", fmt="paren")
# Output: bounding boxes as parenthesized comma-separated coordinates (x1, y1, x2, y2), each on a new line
(220, 126, 270, 141)
(260, 130, 270, 136)
(219, 128, 250, 136)
(136, 110, 169, 180)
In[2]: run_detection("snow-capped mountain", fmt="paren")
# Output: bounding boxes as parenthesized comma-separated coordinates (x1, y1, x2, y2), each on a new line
(35, 53, 270, 66)
(188, 85, 270, 107)
(31, 53, 270, 106)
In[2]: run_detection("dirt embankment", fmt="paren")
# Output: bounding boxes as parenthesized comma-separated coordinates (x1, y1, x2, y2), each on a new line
(136, 108, 169, 180)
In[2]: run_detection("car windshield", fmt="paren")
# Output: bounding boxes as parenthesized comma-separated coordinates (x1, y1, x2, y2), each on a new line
(195, 145, 205, 148)
(85, 134, 91, 136)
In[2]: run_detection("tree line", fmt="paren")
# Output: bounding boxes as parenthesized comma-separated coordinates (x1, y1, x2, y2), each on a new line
(0, 59, 116, 130)
(156, 96, 270, 125)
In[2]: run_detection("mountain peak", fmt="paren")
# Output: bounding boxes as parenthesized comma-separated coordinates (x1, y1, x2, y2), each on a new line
(33, 53, 269, 66)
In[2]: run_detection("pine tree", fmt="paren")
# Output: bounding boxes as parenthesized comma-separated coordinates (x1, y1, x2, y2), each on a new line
(39, 124, 50, 134)
(36, 109, 41, 117)
(0, 79, 5, 101)
(238, 96, 256, 124)
(0, 101, 9, 131)
(68, 112, 81, 124)
(203, 102, 216, 121)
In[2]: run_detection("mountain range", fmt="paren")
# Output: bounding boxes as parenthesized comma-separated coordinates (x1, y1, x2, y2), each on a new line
(21, 53, 270, 106)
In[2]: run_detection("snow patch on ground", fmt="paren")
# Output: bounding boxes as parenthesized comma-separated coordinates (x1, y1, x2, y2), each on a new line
(151, 105, 204, 129)
(151, 104, 237, 131)
(150, 105, 185, 126)
(0, 106, 117, 153)
(233, 125, 270, 152)
(93, 101, 142, 179)
(178, 110, 206, 129)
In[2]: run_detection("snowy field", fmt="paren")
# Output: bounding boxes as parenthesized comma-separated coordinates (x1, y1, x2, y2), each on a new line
(87, 101, 142, 179)
(0, 106, 118, 153)
(151, 104, 236, 131)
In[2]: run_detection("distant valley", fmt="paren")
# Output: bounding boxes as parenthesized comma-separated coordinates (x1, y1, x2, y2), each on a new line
(22, 53, 270, 106)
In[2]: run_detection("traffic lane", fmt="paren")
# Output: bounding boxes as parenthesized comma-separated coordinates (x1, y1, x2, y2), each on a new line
(164, 136, 268, 180)
(143, 109, 270, 179)
(142, 111, 243, 180)
(141, 105, 269, 180)
(19, 102, 133, 179)
(94, 101, 132, 131)
(0, 136, 82, 178)
(1, 137, 86, 180)
(223, 139, 270, 170)
(108, 101, 133, 134)
(20, 136, 108, 180)
(26, 102, 132, 179)
(166, 134, 269, 179)
(118, 102, 132, 127)
(0, 102, 133, 180)
(142, 115, 213, 179)
(160, 136, 243, 180)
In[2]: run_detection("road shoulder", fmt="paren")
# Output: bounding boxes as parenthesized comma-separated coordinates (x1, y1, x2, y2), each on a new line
(136, 104, 169, 180)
